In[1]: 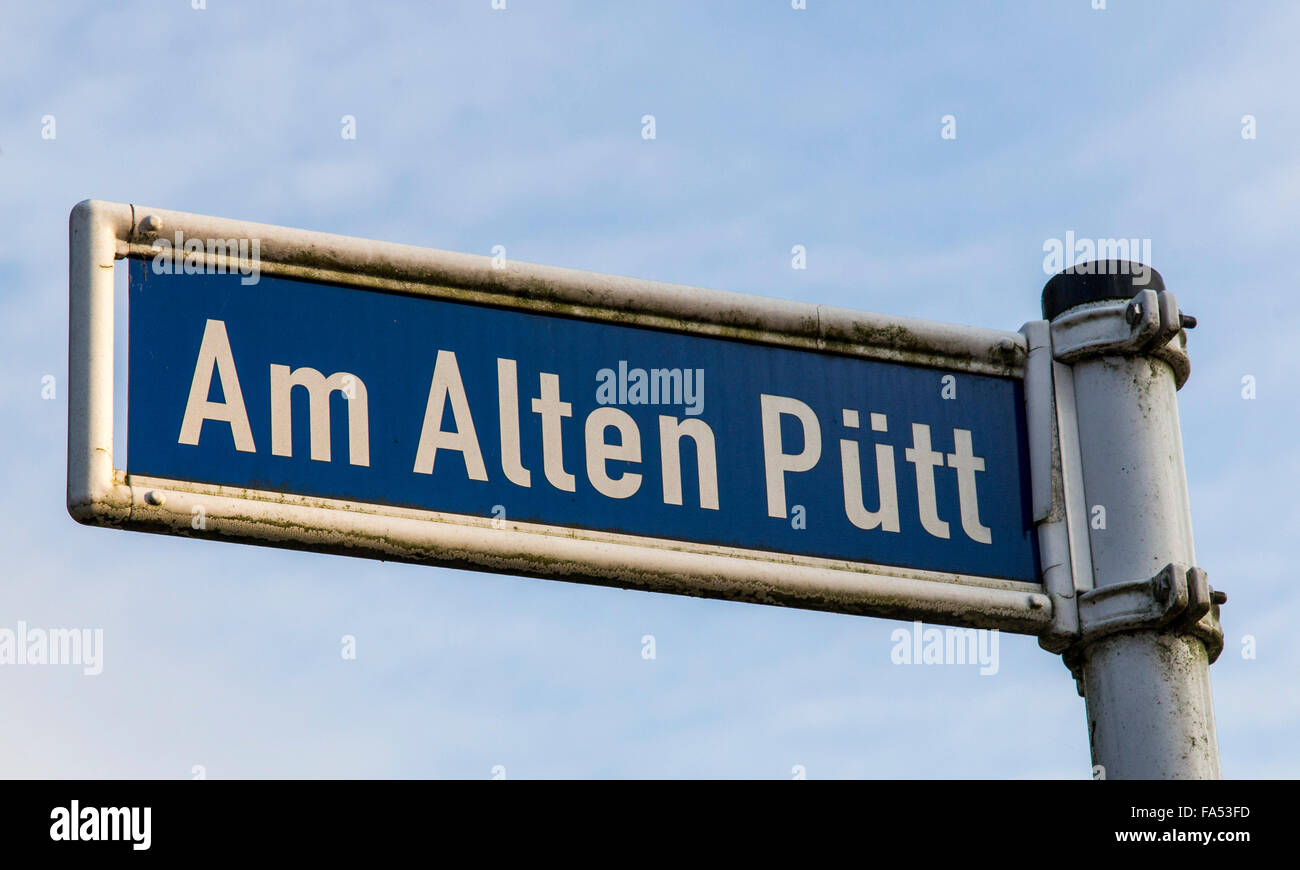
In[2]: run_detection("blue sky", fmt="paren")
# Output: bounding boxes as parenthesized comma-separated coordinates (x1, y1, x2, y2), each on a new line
(1, 0, 1296, 778)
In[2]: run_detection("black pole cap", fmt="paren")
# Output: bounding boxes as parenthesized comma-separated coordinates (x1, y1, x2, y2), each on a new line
(1041, 261, 1165, 320)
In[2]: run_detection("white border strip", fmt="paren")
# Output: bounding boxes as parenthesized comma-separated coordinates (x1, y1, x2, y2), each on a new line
(67, 199, 1051, 634)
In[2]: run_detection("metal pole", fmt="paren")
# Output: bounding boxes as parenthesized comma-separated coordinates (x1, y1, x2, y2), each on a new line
(1043, 262, 1224, 779)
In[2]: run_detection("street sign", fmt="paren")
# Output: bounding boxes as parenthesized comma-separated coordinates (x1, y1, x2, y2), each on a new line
(68, 200, 1227, 778)
(69, 201, 1052, 632)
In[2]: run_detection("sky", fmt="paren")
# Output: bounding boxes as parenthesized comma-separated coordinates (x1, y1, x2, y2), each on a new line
(0, 0, 1296, 779)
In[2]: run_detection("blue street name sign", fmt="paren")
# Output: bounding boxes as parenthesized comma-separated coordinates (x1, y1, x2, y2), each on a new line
(69, 202, 1052, 633)
(126, 260, 1039, 582)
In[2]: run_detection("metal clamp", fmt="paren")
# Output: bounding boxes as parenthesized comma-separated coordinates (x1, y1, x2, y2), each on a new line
(1062, 562, 1225, 685)
(1049, 288, 1194, 388)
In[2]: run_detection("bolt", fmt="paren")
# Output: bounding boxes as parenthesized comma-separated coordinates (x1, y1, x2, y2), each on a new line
(1027, 595, 1045, 610)
(1179, 312, 1198, 329)
(1210, 590, 1227, 606)
(1125, 301, 1143, 324)
(139, 214, 162, 235)
(145, 490, 165, 506)
(1152, 568, 1172, 601)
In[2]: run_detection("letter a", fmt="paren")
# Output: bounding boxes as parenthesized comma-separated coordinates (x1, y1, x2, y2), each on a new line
(413, 350, 488, 480)
(178, 319, 256, 452)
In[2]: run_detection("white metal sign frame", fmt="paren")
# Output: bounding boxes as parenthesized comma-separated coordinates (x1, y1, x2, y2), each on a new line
(68, 199, 1060, 634)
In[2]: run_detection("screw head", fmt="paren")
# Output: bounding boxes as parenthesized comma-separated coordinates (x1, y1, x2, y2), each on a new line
(139, 214, 162, 234)
(145, 490, 165, 506)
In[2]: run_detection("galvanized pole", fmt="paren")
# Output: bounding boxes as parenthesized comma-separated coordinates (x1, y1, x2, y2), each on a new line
(1043, 262, 1224, 779)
